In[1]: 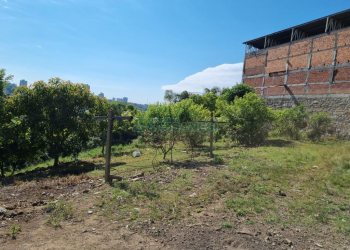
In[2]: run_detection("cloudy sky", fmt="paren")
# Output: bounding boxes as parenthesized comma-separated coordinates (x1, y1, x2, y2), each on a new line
(1, 0, 349, 103)
(162, 63, 243, 93)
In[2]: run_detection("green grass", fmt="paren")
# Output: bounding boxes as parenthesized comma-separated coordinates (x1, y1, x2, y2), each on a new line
(7, 138, 350, 235)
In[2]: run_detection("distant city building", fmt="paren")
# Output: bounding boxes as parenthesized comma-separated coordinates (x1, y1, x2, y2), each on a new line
(116, 97, 128, 103)
(98, 92, 105, 98)
(19, 79, 28, 87)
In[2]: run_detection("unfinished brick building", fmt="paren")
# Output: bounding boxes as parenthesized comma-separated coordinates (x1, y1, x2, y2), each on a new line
(243, 9, 350, 137)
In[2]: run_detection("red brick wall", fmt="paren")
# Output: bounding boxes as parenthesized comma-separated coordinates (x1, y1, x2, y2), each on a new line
(290, 40, 311, 56)
(243, 26, 350, 96)
(267, 45, 289, 61)
(334, 67, 350, 81)
(289, 54, 308, 70)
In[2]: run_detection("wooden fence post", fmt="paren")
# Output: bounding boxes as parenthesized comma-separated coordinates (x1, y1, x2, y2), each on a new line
(209, 112, 214, 158)
(105, 109, 113, 184)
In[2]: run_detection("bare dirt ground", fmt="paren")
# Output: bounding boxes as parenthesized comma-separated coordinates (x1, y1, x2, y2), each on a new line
(1, 167, 349, 250)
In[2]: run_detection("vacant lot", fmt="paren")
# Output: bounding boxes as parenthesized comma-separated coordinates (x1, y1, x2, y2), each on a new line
(1, 140, 349, 249)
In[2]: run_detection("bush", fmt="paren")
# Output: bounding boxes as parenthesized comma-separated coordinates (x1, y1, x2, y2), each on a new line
(221, 93, 273, 146)
(307, 112, 332, 142)
(273, 105, 308, 140)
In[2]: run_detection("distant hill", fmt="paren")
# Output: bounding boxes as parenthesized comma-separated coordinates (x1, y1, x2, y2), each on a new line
(127, 102, 148, 111)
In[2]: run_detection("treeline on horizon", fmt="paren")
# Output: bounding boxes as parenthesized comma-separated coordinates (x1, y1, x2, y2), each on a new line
(0, 68, 332, 178)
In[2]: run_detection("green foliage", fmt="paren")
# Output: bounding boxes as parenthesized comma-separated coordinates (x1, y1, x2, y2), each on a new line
(139, 103, 179, 161)
(307, 112, 332, 142)
(164, 90, 191, 103)
(226, 195, 273, 217)
(202, 91, 218, 113)
(220, 83, 254, 103)
(164, 89, 177, 103)
(175, 99, 210, 153)
(329, 155, 350, 188)
(0, 68, 13, 98)
(0, 69, 15, 177)
(213, 154, 224, 165)
(220, 93, 273, 146)
(25, 78, 97, 166)
(45, 200, 74, 228)
(273, 105, 308, 140)
(8, 224, 21, 239)
(139, 100, 210, 160)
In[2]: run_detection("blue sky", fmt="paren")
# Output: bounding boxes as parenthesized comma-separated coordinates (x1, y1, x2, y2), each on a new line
(1, 0, 349, 103)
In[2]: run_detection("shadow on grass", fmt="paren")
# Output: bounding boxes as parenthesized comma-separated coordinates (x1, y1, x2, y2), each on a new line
(110, 162, 127, 168)
(1, 161, 103, 186)
(168, 160, 211, 170)
(263, 139, 294, 147)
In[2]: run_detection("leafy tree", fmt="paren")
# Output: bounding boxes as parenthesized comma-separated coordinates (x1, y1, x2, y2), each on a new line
(177, 90, 191, 101)
(27, 78, 98, 166)
(0, 69, 13, 98)
(175, 99, 210, 156)
(139, 104, 179, 161)
(0, 69, 14, 178)
(164, 90, 192, 103)
(0, 110, 36, 175)
(204, 87, 221, 95)
(190, 94, 204, 106)
(112, 105, 139, 145)
(220, 93, 273, 146)
(164, 90, 177, 103)
(273, 105, 308, 140)
(220, 83, 254, 103)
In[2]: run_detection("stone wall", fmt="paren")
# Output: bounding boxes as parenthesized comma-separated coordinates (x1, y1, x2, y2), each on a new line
(265, 94, 350, 138)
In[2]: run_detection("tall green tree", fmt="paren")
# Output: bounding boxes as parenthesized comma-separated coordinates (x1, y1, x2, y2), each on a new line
(175, 99, 210, 156)
(139, 103, 179, 161)
(0, 69, 14, 178)
(27, 78, 98, 166)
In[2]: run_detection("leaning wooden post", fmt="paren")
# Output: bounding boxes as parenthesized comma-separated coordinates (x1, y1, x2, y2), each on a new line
(209, 112, 214, 158)
(105, 109, 113, 184)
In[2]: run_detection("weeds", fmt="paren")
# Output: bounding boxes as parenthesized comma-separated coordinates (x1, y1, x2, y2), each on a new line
(45, 200, 74, 228)
(7, 224, 21, 239)
(221, 221, 233, 229)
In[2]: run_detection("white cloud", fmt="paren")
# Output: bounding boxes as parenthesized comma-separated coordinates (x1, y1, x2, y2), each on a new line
(162, 63, 243, 93)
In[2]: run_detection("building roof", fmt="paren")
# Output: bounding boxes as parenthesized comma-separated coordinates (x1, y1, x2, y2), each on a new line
(244, 9, 350, 49)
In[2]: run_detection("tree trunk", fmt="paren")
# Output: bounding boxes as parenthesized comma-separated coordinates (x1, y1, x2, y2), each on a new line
(53, 156, 59, 167)
(0, 164, 4, 178)
(101, 144, 105, 155)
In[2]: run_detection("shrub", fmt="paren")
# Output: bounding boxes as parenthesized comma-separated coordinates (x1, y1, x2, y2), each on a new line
(273, 105, 308, 140)
(220, 93, 273, 146)
(213, 155, 224, 165)
(8, 224, 21, 239)
(307, 112, 332, 142)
